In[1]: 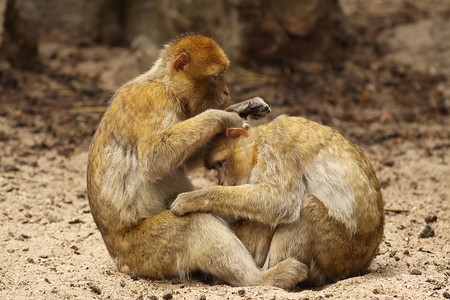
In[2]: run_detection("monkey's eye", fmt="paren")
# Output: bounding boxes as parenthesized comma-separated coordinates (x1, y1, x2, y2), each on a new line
(215, 160, 225, 169)
(212, 73, 220, 80)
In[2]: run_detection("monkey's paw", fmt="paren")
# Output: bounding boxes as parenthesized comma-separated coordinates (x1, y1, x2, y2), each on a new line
(170, 193, 193, 216)
(238, 97, 271, 120)
(264, 258, 309, 289)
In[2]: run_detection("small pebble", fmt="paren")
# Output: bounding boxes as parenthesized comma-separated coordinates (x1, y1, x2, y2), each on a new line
(443, 291, 450, 299)
(4, 165, 20, 172)
(88, 282, 101, 295)
(130, 271, 139, 281)
(410, 269, 422, 275)
(238, 289, 246, 296)
(419, 225, 435, 238)
(424, 215, 437, 224)
(162, 293, 173, 300)
(68, 218, 83, 224)
(120, 280, 125, 287)
(199, 295, 206, 300)
(20, 234, 30, 240)
(383, 160, 395, 167)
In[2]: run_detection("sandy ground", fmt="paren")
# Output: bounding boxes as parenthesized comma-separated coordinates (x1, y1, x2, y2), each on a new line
(0, 0, 449, 299)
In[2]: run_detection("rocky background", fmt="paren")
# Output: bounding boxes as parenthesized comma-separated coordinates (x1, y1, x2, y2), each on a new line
(0, 0, 449, 299)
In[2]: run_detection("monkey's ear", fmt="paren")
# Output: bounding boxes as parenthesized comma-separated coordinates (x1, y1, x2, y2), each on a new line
(173, 52, 190, 71)
(226, 128, 249, 139)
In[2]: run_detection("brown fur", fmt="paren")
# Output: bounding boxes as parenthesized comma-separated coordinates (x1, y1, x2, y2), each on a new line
(87, 34, 304, 289)
(171, 115, 385, 285)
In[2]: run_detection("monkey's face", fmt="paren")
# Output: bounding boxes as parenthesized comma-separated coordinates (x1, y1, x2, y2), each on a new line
(206, 135, 253, 186)
(168, 34, 231, 116)
(207, 71, 231, 107)
(190, 70, 231, 115)
(172, 62, 231, 116)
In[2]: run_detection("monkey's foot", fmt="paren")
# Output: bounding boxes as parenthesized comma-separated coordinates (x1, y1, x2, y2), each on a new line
(262, 258, 308, 290)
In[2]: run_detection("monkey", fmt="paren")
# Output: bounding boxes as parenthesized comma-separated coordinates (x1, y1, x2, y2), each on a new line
(87, 34, 306, 289)
(171, 115, 385, 286)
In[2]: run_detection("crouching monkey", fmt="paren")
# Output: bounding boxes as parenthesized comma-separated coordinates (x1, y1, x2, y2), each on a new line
(171, 115, 384, 286)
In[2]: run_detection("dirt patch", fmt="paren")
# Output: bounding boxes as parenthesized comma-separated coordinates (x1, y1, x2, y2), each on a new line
(0, 0, 448, 299)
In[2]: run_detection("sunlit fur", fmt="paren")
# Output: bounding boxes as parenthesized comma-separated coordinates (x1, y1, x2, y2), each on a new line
(171, 115, 384, 286)
(87, 34, 306, 289)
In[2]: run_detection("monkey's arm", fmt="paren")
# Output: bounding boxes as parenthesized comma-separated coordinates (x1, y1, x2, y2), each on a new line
(170, 184, 301, 227)
(139, 110, 245, 180)
(183, 147, 207, 171)
(181, 97, 270, 171)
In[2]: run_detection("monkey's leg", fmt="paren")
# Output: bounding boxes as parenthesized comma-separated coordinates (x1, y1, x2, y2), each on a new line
(262, 195, 316, 285)
(232, 220, 274, 267)
(264, 194, 382, 286)
(115, 211, 305, 289)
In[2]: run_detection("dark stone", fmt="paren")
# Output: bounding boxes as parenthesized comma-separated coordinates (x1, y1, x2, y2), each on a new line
(424, 215, 437, 223)
(419, 225, 435, 238)
(410, 269, 422, 275)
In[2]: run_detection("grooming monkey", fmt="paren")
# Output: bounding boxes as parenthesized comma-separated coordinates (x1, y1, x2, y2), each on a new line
(87, 34, 305, 289)
(171, 115, 385, 285)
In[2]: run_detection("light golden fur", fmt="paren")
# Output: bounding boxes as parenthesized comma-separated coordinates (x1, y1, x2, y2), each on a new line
(87, 34, 304, 289)
(171, 115, 385, 285)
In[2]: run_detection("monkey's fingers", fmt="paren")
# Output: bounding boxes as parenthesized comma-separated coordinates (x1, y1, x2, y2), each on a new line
(238, 97, 271, 120)
(170, 195, 191, 216)
(170, 203, 186, 216)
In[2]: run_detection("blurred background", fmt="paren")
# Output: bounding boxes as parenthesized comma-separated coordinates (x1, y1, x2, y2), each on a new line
(0, 0, 448, 153)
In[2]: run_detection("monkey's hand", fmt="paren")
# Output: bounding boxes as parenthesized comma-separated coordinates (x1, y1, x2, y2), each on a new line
(219, 110, 250, 130)
(170, 191, 199, 216)
(226, 97, 271, 120)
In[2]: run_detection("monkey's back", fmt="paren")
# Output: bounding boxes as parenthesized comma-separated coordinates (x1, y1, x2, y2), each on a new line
(86, 80, 189, 245)
(250, 116, 384, 282)
(254, 116, 384, 236)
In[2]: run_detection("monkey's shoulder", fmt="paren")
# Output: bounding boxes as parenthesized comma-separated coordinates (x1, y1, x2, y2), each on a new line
(258, 116, 340, 147)
(264, 116, 333, 136)
(256, 116, 369, 165)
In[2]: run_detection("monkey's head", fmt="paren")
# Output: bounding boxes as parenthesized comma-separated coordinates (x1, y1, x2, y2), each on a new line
(164, 34, 231, 116)
(206, 128, 255, 186)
